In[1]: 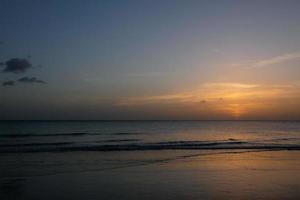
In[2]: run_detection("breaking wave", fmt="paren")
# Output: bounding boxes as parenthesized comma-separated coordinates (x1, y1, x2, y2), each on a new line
(1, 139, 299, 153)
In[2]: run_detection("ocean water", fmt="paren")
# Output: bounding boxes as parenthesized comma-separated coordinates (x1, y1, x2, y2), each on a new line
(0, 120, 300, 152)
(1, 121, 300, 200)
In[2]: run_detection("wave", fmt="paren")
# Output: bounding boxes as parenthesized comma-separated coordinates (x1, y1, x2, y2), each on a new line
(0, 139, 140, 148)
(0, 132, 143, 138)
(95, 139, 140, 143)
(0, 142, 74, 148)
(1, 140, 299, 153)
(111, 132, 142, 135)
(0, 133, 89, 138)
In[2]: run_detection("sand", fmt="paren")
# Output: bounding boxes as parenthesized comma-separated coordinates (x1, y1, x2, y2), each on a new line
(1, 150, 300, 200)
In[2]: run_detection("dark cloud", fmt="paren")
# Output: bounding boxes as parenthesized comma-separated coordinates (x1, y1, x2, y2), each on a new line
(18, 77, 46, 84)
(2, 58, 32, 74)
(2, 80, 15, 86)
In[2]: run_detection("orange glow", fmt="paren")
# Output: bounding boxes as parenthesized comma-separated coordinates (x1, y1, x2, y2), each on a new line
(116, 82, 300, 119)
(223, 104, 244, 119)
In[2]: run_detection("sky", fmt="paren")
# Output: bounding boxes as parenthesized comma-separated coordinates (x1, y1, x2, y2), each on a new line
(1, 0, 300, 120)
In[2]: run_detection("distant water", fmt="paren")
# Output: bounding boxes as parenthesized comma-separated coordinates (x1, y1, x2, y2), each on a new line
(1, 121, 300, 153)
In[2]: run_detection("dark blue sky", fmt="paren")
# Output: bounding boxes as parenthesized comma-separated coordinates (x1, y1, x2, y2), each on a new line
(1, 0, 300, 120)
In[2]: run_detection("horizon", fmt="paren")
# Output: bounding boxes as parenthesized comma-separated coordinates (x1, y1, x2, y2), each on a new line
(1, 119, 300, 122)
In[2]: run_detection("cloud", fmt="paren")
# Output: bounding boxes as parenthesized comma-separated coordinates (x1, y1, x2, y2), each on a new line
(1, 77, 46, 87)
(250, 52, 300, 69)
(115, 82, 300, 119)
(2, 58, 32, 73)
(116, 82, 300, 107)
(18, 77, 46, 84)
(2, 80, 15, 86)
(203, 83, 259, 89)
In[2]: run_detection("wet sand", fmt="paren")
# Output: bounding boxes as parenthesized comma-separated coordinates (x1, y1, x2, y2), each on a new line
(1, 150, 300, 200)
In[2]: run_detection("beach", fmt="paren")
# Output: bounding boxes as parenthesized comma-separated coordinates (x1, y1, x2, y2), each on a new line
(1, 150, 300, 200)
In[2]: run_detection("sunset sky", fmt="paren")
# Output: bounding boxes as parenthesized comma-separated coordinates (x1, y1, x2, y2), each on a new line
(1, 0, 300, 120)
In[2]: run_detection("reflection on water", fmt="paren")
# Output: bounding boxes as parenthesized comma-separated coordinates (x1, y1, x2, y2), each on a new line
(1, 150, 299, 200)
(168, 151, 300, 199)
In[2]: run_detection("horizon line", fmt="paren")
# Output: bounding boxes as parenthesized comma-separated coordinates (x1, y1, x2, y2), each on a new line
(1, 119, 300, 122)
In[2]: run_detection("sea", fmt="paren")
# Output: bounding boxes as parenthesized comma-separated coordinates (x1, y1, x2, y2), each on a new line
(1, 120, 300, 200)
(1, 120, 300, 153)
